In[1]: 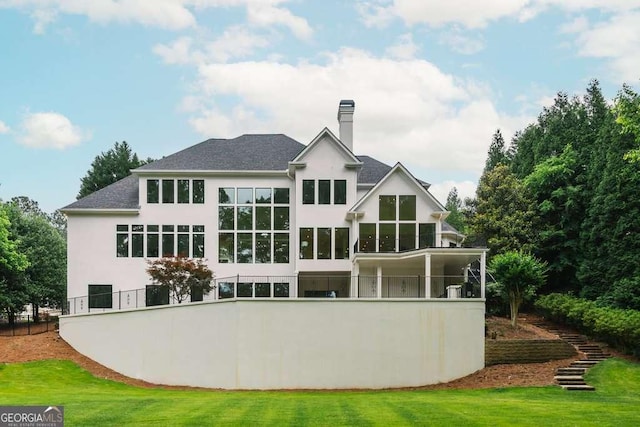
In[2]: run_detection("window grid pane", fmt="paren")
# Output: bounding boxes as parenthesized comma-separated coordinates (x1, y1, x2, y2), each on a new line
(193, 180, 205, 204)
(147, 180, 159, 204)
(334, 180, 347, 204)
(162, 180, 174, 203)
(300, 228, 314, 259)
(177, 179, 190, 204)
(317, 228, 331, 259)
(379, 195, 396, 220)
(318, 180, 331, 205)
(302, 180, 315, 204)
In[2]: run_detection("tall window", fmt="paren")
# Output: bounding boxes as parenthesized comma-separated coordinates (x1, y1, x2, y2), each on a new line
(162, 225, 174, 256)
(116, 225, 128, 257)
(334, 180, 347, 204)
(131, 225, 144, 257)
(237, 233, 253, 263)
(147, 180, 159, 203)
(255, 233, 271, 263)
(147, 225, 159, 257)
(419, 223, 436, 248)
(399, 223, 416, 251)
(300, 228, 314, 259)
(379, 195, 396, 220)
(317, 228, 331, 259)
(193, 180, 205, 203)
(162, 180, 174, 203)
(88, 285, 112, 309)
(379, 223, 396, 252)
(219, 233, 234, 263)
(359, 223, 376, 253)
(193, 225, 205, 258)
(274, 233, 289, 263)
(399, 195, 416, 220)
(335, 228, 350, 259)
(318, 180, 331, 205)
(302, 180, 315, 204)
(177, 180, 190, 204)
(177, 225, 190, 256)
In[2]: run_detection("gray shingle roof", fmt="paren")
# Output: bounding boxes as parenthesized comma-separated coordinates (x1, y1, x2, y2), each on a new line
(63, 134, 399, 210)
(356, 155, 392, 184)
(136, 134, 305, 171)
(62, 174, 139, 210)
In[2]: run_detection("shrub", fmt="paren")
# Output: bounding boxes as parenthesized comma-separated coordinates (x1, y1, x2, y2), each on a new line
(536, 293, 640, 356)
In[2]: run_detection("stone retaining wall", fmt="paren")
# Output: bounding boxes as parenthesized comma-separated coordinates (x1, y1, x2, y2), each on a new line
(485, 339, 576, 365)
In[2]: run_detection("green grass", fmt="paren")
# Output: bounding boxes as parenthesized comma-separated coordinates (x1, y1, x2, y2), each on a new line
(1, 358, 639, 426)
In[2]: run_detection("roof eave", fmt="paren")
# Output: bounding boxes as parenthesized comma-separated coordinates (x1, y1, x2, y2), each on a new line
(61, 208, 140, 216)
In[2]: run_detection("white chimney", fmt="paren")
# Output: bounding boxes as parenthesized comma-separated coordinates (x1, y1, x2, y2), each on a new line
(337, 99, 355, 151)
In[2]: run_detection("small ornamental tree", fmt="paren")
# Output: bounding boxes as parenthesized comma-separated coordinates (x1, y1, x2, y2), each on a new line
(489, 251, 547, 328)
(146, 257, 214, 304)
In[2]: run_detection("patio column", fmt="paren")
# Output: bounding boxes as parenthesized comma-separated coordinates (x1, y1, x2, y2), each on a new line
(480, 251, 486, 299)
(424, 253, 431, 299)
(351, 262, 359, 298)
(376, 266, 382, 299)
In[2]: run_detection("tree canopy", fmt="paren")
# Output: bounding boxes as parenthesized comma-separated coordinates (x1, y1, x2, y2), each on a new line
(77, 141, 150, 199)
(473, 80, 640, 307)
(489, 251, 547, 328)
(147, 257, 214, 304)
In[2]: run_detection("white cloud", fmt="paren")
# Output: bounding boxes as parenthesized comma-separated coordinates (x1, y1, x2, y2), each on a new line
(385, 33, 418, 59)
(0, 120, 9, 134)
(1, 0, 312, 37)
(246, 3, 312, 39)
(18, 112, 89, 149)
(356, 0, 640, 28)
(154, 26, 271, 66)
(184, 48, 531, 179)
(568, 12, 640, 82)
(438, 28, 485, 54)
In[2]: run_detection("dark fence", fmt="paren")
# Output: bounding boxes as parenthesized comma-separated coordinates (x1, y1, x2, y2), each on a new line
(0, 315, 58, 337)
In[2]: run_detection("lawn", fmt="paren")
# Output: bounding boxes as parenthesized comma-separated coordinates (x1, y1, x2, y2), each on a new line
(0, 358, 639, 426)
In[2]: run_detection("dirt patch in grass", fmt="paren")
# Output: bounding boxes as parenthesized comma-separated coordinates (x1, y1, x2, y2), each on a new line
(0, 315, 622, 391)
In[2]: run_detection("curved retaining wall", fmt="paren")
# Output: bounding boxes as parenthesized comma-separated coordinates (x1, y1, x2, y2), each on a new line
(60, 299, 485, 390)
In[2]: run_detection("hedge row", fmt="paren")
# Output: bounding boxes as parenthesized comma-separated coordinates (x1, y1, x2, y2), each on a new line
(535, 293, 640, 356)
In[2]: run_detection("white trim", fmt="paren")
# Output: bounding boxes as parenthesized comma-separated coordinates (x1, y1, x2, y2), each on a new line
(61, 208, 140, 216)
(134, 170, 288, 177)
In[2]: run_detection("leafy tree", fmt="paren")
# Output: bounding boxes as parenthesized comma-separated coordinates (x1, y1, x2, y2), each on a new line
(4, 201, 67, 319)
(146, 257, 214, 304)
(489, 251, 547, 328)
(0, 205, 29, 324)
(77, 141, 150, 199)
(444, 187, 466, 233)
(470, 164, 537, 255)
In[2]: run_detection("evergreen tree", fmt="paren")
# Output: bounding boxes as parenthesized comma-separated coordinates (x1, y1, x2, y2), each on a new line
(444, 187, 466, 233)
(77, 141, 150, 199)
(484, 129, 508, 174)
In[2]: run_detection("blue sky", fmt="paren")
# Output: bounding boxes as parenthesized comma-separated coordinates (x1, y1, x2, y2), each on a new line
(1, 0, 639, 213)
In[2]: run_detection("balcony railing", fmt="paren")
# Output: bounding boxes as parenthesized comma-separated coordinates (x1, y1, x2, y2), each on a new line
(64, 274, 484, 316)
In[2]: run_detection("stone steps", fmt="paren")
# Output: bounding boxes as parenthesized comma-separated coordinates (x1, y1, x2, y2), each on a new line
(532, 319, 611, 392)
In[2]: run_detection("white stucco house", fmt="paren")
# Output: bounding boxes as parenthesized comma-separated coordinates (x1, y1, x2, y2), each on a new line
(59, 100, 488, 390)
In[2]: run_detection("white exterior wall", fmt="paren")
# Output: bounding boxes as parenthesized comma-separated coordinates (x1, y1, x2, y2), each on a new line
(60, 299, 485, 389)
(67, 174, 298, 300)
(294, 135, 358, 272)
